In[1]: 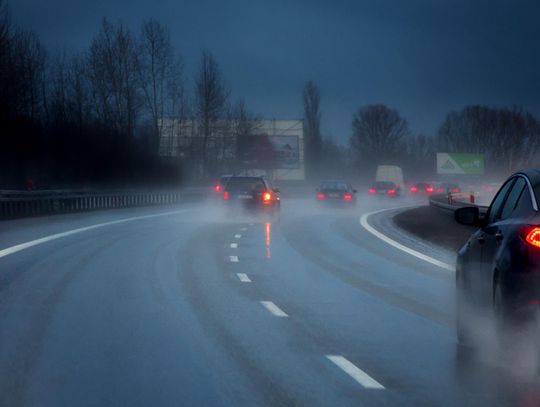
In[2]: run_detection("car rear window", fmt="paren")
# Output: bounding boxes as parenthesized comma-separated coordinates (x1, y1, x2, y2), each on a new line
(321, 182, 348, 190)
(374, 181, 394, 189)
(225, 177, 265, 192)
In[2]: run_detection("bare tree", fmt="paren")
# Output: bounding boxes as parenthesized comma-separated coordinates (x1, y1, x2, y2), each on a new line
(87, 19, 140, 141)
(194, 50, 229, 176)
(138, 19, 183, 153)
(303, 80, 322, 179)
(350, 104, 409, 169)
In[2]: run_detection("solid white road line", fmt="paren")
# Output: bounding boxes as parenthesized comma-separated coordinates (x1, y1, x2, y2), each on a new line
(229, 255, 239, 262)
(326, 355, 385, 390)
(0, 209, 188, 260)
(260, 301, 288, 317)
(359, 208, 455, 272)
(236, 273, 251, 282)
(230, 243, 238, 249)
(234, 234, 242, 239)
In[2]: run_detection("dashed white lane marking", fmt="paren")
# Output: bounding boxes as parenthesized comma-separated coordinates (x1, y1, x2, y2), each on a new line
(359, 208, 455, 272)
(230, 243, 238, 249)
(0, 209, 188, 260)
(240, 227, 247, 231)
(229, 255, 239, 263)
(234, 234, 242, 239)
(326, 355, 385, 390)
(236, 273, 251, 282)
(260, 301, 288, 317)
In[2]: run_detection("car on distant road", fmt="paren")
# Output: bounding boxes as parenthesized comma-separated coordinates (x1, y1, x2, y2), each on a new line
(455, 169, 540, 345)
(409, 182, 435, 195)
(436, 182, 461, 194)
(316, 180, 357, 205)
(222, 176, 280, 216)
(368, 181, 400, 197)
(375, 165, 404, 195)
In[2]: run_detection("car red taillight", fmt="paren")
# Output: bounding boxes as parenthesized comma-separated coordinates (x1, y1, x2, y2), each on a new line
(343, 193, 353, 200)
(521, 226, 540, 248)
(387, 188, 396, 195)
(452, 187, 460, 193)
(214, 184, 221, 192)
(368, 187, 376, 194)
(426, 186, 434, 193)
(262, 192, 272, 203)
(223, 191, 229, 201)
(410, 186, 418, 193)
(317, 192, 326, 199)
(437, 187, 443, 193)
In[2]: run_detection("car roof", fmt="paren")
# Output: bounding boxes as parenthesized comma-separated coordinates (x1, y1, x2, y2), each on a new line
(518, 169, 540, 189)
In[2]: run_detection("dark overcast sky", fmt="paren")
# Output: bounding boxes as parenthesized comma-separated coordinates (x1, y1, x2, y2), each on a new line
(9, 0, 540, 143)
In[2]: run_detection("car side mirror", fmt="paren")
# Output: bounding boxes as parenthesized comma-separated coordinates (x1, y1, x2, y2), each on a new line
(454, 206, 481, 227)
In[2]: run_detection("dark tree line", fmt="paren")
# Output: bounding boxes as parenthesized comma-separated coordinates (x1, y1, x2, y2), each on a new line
(0, 2, 255, 188)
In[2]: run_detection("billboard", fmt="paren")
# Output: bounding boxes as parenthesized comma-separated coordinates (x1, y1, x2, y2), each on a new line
(237, 134, 300, 169)
(436, 153, 485, 175)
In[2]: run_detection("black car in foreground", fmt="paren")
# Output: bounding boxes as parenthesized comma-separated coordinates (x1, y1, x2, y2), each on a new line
(455, 169, 540, 345)
(316, 180, 357, 206)
(222, 176, 280, 216)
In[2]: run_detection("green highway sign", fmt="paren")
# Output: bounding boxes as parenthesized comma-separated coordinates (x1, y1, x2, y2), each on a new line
(436, 153, 485, 175)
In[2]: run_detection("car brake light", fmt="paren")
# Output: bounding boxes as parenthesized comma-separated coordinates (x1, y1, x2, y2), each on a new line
(452, 187, 460, 193)
(317, 192, 326, 199)
(387, 189, 396, 195)
(522, 226, 540, 248)
(214, 184, 221, 192)
(437, 187, 443, 193)
(410, 186, 417, 193)
(343, 193, 353, 200)
(223, 191, 229, 201)
(263, 192, 272, 203)
(368, 187, 376, 194)
(426, 186, 434, 193)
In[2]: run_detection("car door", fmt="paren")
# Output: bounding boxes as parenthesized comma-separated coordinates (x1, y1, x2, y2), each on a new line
(481, 177, 527, 303)
(469, 178, 515, 305)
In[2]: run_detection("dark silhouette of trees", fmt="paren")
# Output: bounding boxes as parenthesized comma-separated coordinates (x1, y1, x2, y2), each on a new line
(302, 80, 322, 179)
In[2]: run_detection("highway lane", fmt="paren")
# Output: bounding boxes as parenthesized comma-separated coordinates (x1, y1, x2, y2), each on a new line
(1, 197, 540, 406)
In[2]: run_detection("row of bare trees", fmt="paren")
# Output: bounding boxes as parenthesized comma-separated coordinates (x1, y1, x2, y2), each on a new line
(346, 104, 540, 179)
(1, 0, 256, 188)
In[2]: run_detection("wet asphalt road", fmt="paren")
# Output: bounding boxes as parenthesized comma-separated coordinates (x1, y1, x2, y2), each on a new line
(1, 196, 539, 406)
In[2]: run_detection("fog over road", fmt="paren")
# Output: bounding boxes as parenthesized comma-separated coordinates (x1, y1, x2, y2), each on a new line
(1, 196, 539, 406)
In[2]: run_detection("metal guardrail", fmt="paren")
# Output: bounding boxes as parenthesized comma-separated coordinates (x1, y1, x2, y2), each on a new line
(0, 190, 183, 220)
(429, 193, 489, 215)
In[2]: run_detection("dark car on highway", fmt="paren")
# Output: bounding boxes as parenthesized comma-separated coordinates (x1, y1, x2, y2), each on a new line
(455, 170, 540, 344)
(316, 180, 357, 205)
(409, 182, 435, 195)
(368, 181, 399, 197)
(436, 182, 460, 194)
(222, 176, 280, 216)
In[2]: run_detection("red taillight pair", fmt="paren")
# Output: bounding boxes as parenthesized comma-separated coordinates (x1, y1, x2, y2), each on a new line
(223, 191, 229, 201)
(521, 226, 540, 248)
(426, 186, 434, 193)
(410, 186, 418, 193)
(317, 192, 326, 200)
(343, 193, 353, 200)
(368, 187, 376, 194)
(387, 189, 396, 195)
(214, 184, 221, 192)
